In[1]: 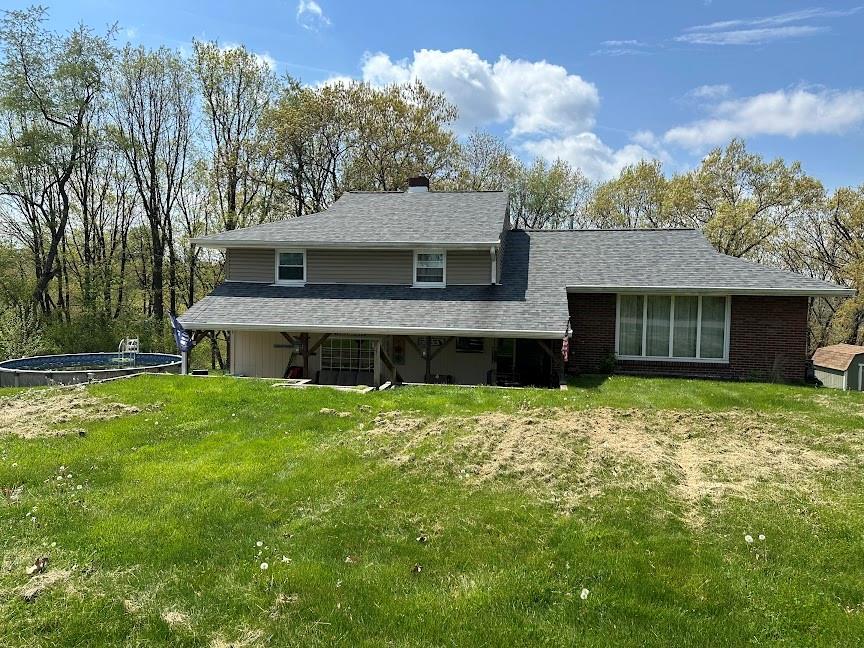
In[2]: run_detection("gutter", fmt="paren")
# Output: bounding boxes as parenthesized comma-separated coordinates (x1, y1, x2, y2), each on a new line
(190, 239, 501, 250)
(176, 321, 563, 339)
(565, 285, 856, 297)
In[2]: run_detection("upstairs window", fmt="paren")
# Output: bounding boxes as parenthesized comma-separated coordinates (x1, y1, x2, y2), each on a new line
(414, 250, 446, 287)
(275, 249, 305, 285)
(616, 294, 730, 362)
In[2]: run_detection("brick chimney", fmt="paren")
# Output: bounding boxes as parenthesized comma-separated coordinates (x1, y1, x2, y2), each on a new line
(407, 176, 430, 192)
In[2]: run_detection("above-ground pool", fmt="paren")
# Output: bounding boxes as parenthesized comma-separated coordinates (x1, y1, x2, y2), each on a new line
(0, 352, 182, 387)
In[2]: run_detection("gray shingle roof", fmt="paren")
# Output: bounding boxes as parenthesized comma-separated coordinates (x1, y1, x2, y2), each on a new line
(191, 191, 508, 248)
(179, 228, 853, 336)
(531, 229, 854, 296)
(179, 230, 569, 336)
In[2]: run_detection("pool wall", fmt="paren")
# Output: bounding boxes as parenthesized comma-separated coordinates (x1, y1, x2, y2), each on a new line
(0, 353, 182, 387)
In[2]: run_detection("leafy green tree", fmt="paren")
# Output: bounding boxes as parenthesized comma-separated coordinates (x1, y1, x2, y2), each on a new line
(344, 81, 459, 191)
(446, 130, 517, 191)
(666, 139, 823, 260)
(588, 160, 669, 228)
(509, 158, 591, 229)
(0, 6, 113, 313)
(111, 45, 194, 321)
(193, 40, 279, 230)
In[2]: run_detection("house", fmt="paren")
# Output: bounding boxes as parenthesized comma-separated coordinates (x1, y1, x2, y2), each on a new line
(179, 176, 855, 387)
(812, 344, 864, 391)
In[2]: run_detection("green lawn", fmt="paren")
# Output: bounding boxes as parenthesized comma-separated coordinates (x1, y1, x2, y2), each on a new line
(1, 375, 863, 646)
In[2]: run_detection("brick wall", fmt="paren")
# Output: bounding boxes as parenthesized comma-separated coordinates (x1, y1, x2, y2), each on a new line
(566, 293, 809, 382)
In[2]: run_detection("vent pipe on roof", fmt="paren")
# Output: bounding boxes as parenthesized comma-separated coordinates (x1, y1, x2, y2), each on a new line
(407, 176, 430, 192)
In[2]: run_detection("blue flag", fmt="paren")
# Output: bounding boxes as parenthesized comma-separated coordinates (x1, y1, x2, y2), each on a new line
(169, 313, 195, 353)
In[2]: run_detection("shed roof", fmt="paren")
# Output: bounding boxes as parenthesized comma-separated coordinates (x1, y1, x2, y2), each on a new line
(812, 344, 864, 371)
(191, 191, 509, 248)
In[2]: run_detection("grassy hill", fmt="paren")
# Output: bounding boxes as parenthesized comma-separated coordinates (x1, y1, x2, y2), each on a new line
(1, 375, 863, 646)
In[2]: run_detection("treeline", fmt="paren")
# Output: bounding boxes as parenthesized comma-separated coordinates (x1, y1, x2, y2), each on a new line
(0, 6, 860, 363)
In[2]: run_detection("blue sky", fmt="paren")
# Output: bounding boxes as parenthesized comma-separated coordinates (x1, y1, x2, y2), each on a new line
(30, 0, 864, 187)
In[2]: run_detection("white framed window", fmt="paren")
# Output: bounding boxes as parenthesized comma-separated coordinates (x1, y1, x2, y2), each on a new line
(275, 249, 306, 285)
(413, 249, 446, 287)
(615, 294, 731, 363)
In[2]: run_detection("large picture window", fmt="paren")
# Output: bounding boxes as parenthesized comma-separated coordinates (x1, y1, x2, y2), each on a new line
(414, 250, 446, 287)
(616, 294, 730, 362)
(275, 249, 305, 284)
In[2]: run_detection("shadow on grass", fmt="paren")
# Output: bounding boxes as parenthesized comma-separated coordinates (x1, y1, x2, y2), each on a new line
(566, 373, 612, 389)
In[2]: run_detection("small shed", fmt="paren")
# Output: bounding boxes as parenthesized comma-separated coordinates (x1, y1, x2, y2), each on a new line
(812, 344, 864, 391)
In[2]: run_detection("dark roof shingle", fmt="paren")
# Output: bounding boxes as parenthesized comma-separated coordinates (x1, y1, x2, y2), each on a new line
(192, 191, 508, 247)
(528, 229, 854, 296)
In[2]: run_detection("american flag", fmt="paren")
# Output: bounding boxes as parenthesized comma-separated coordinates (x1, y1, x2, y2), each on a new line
(561, 318, 572, 362)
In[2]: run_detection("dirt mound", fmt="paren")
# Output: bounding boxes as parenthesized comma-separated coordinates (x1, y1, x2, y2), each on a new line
(0, 387, 141, 438)
(359, 407, 855, 522)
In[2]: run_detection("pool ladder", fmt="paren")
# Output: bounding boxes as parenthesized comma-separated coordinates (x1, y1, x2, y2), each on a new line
(117, 337, 139, 364)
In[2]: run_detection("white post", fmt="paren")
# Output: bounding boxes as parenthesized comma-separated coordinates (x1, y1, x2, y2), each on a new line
(181, 349, 188, 375)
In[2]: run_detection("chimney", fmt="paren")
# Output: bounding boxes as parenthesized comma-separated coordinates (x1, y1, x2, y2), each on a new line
(407, 176, 430, 192)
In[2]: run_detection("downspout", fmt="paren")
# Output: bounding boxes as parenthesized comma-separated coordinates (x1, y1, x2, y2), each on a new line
(490, 246, 497, 284)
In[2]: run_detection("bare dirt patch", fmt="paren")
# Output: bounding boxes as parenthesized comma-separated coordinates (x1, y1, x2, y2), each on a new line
(359, 407, 859, 522)
(0, 387, 142, 438)
(162, 609, 191, 628)
(17, 569, 71, 602)
(211, 628, 264, 648)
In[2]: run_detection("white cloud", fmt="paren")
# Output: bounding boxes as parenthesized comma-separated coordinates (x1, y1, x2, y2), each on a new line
(677, 6, 861, 45)
(521, 133, 657, 182)
(359, 49, 599, 136)
(339, 47, 666, 181)
(688, 84, 732, 100)
(664, 87, 864, 150)
(592, 39, 650, 56)
(124, 27, 138, 40)
(688, 7, 863, 32)
(676, 25, 825, 45)
(297, 0, 330, 31)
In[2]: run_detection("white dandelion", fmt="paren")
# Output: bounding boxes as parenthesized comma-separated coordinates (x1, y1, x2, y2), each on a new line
(744, 534, 754, 544)
(758, 534, 765, 541)
(580, 588, 590, 600)
(260, 562, 269, 570)
(256, 541, 263, 547)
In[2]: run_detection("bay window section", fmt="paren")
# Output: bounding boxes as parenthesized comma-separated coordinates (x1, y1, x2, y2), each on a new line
(617, 294, 729, 362)
(645, 296, 672, 357)
(699, 296, 727, 359)
(618, 295, 644, 356)
(672, 296, 698, 358)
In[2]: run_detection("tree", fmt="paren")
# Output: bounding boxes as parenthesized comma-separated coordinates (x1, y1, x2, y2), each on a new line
(447, 130, 516, 191)
(265, 79, 356, 216)
(0, 6, 113, 313)
(666, 139, 823, 260)
(111, 45, 194, 321)
(588, 160, 669, 228)
(509, 158, 591, 229)
(193, 40, 279, 230)
(344, 81, 459, 191)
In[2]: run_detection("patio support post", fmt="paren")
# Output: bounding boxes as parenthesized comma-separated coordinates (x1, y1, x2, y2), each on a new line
(424, 335, 432, 383)
(301, 333, 310, 379)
